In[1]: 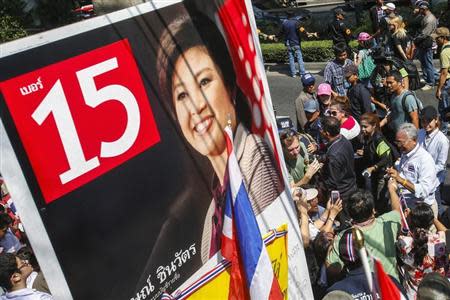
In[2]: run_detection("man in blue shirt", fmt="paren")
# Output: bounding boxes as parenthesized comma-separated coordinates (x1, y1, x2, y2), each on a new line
(279, 11, 307, 78)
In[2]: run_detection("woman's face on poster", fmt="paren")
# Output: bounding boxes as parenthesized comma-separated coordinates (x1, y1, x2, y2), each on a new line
(171, 46, 236, 157)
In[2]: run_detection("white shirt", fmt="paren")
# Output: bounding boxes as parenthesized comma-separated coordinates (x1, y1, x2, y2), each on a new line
(1, 288, 53, 300)
(396, 144, 440, 206)
(418, 128, 449, 183)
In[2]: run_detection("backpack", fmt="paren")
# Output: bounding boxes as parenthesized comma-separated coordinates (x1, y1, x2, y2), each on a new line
(389, 57, 422, 91)
(373, 133, 400, 164)
(358, 49, 376, 79)
(401, 91, 423, 122)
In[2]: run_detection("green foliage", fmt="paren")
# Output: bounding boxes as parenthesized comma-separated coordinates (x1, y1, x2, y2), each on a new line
(0, 15, 27, 43)
(352, 11, 372, 36)
(0, 0, 28, 43)
(261, 41, 358, 63)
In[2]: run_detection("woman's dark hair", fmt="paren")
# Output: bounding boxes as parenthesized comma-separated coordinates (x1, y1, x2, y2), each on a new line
(360, 113, 381, 132)
(157, 10, 251, 129)
(16, 246, 40, 272)
(409, 203, 434, 230)
(347, 190, 374, 223)
(359, 40, 372, 49)
(412, 227, 429, 266)
(313, 232, 333, 265)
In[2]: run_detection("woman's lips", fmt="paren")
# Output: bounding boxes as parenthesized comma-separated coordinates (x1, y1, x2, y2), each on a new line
(193, 116, 212, 135)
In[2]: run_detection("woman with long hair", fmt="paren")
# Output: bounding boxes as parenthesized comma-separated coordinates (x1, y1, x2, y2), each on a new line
(388, 16, 412, 61)
(157, 11, 283, 263)
(357, 113, 395, 214)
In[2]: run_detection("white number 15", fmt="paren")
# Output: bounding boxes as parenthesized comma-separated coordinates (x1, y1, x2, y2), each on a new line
(32, 58, 141, 184)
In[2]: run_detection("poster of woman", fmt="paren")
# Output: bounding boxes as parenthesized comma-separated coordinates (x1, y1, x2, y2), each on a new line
(0, 1, 312, 299)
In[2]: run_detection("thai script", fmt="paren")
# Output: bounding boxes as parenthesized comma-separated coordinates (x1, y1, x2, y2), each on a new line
(19, 77, 43, 95)
(156, 243, 196, 284)
(130, 243, 195, 300)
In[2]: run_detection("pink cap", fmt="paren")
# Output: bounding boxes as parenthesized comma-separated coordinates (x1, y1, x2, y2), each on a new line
(357, 32, 372, 42)
(317, 83, 332, 96)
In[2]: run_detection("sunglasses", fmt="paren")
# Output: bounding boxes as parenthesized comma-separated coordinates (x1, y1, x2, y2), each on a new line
(280, 129, 297, 140)
(328, 110, 339, 117)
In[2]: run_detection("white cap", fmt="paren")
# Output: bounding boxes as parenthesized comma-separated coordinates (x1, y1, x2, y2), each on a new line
(382, 3, 396, 10)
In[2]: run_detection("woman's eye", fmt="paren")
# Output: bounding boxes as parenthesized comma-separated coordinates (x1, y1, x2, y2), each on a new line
(199, 78, 211, 87)
(176, 91, 187, 101)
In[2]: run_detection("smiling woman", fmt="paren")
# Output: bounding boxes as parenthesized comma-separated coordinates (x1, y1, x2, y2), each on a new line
(157, 10, 284, 263)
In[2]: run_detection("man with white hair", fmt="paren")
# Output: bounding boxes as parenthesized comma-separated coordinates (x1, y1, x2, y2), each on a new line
(386, 123, 439, 216)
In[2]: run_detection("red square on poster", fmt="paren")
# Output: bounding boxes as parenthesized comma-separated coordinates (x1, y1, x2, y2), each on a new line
(0, 39, 160, 204)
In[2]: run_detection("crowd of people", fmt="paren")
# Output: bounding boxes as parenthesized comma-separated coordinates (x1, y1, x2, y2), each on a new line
(279, 1, 450, 299)
(0, 178, 52, 299)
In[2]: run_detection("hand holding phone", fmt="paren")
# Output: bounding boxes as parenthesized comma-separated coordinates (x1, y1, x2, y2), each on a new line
(331, 190, 340, 204)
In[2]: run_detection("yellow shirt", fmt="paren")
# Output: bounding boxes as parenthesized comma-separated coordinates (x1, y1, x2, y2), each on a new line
(440, 41, 450, 79)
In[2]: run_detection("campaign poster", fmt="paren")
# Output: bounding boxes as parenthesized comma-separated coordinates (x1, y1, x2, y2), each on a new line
(0, 0, 313, 299)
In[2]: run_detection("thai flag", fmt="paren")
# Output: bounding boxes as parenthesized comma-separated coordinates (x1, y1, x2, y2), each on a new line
(373, 258, 407, 300)
(221, 126, 283, 300)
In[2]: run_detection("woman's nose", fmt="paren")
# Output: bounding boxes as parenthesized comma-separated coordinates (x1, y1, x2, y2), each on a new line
(187, 91, 207, 116)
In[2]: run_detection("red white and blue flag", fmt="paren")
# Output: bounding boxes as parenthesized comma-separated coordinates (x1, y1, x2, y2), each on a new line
(221, 125, 283, 300)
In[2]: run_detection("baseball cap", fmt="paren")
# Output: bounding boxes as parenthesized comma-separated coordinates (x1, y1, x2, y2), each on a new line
(304, 99, 319, 113)
(431, 27, 450, 39)
(357, 32, 371, 42)
(343, 64, 358, 78)
(301, 73, 316, 86)
(420, 105, 438, 121)
(317, 83, 332, 96)
(304, 188, 319, 201)
(382, 3, 396, 10)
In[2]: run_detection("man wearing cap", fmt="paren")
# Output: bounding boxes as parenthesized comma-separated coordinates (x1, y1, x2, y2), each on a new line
(324, 42, 355, 96)
(416, 1, 438, 90)
(296, 73, 318, 132)
(304, 99, 323, 146)
(433, 27, 450, 134)
(328, 8, 352, 48)
(344, 64, 373, 122)
(418, 106, 449, 214)
(279, 10, 307, 78)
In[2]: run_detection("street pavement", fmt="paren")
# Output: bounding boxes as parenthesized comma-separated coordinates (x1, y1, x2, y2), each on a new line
(265, 63, 450, 203)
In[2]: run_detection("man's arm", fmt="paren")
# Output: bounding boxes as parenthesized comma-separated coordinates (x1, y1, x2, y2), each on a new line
(406, 95, 420, 128)
(409, 110, 420, 129)
(387, 178, 402, 213)
(436, 68, 448, 100)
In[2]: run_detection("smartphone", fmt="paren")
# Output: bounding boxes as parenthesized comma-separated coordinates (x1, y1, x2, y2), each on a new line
(331, 190, 340, 203)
